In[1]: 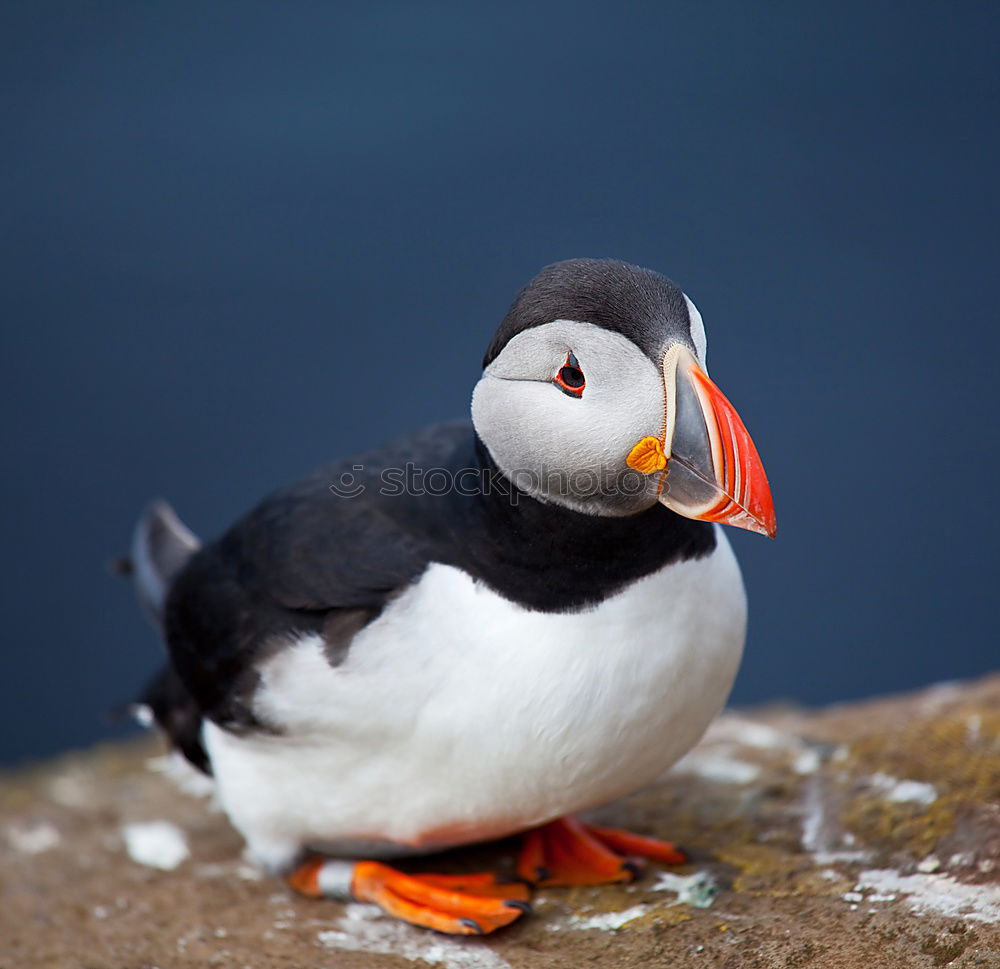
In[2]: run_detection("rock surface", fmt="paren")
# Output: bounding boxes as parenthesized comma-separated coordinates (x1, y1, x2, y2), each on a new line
(2, 677, 999, 968)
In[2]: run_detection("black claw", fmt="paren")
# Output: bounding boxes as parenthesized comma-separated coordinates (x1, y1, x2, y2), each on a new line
(673, 845, 691, 863)
(504, 900, 533, 914)
(534, 865, 551, 882)
(622, 859, 644, 880)
(460, 918, 484, 934)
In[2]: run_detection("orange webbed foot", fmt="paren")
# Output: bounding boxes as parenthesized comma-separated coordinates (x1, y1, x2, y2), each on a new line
(288, 857, 530, 935)
(517, 816, 687, 887)
(352, 862, 530, 934)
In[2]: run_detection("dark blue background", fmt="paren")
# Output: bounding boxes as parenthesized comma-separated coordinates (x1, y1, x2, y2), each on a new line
(3, 2, 997, 765)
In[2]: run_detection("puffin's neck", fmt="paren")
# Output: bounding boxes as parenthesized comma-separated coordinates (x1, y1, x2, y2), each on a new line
(438, 433, 716, 613)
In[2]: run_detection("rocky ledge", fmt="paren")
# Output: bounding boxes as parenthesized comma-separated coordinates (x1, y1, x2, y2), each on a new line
(2, 676, 999, 968)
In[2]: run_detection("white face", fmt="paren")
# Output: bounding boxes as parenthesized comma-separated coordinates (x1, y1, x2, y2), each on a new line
(472, 319, 670, 516)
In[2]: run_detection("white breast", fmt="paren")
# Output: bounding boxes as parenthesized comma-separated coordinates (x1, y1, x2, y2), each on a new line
(203, 529, 746, 872)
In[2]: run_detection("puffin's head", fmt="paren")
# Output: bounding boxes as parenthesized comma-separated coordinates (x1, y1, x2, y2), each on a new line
(471, 258, 776, 536)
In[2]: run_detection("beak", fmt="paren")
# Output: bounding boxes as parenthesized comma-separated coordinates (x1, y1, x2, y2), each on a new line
(630, 345, 777, 538)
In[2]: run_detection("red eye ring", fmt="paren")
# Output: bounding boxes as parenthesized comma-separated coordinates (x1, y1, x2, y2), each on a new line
(553, 352, 585, 398)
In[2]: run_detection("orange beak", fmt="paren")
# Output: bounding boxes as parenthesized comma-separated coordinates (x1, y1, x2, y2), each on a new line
(628, 346, 776, 538)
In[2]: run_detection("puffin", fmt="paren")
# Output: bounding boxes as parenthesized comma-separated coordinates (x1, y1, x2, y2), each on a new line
(128, 258, 776, 935)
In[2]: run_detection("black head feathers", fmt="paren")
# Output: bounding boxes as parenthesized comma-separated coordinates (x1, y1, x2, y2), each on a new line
(483, 258, 693, 369)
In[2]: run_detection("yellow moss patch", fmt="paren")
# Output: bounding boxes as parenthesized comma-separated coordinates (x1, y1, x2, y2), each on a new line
(840, 793, 960, 860)
(0, 787, 35, 812)
(837, 708, 1000, 858)
(627, 906, 694, 930)
(716, 843, 810, 897)
(843, 710, 1000, 800)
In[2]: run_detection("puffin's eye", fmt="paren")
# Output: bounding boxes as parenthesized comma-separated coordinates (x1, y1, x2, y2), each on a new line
(553, 352, 585, 398)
